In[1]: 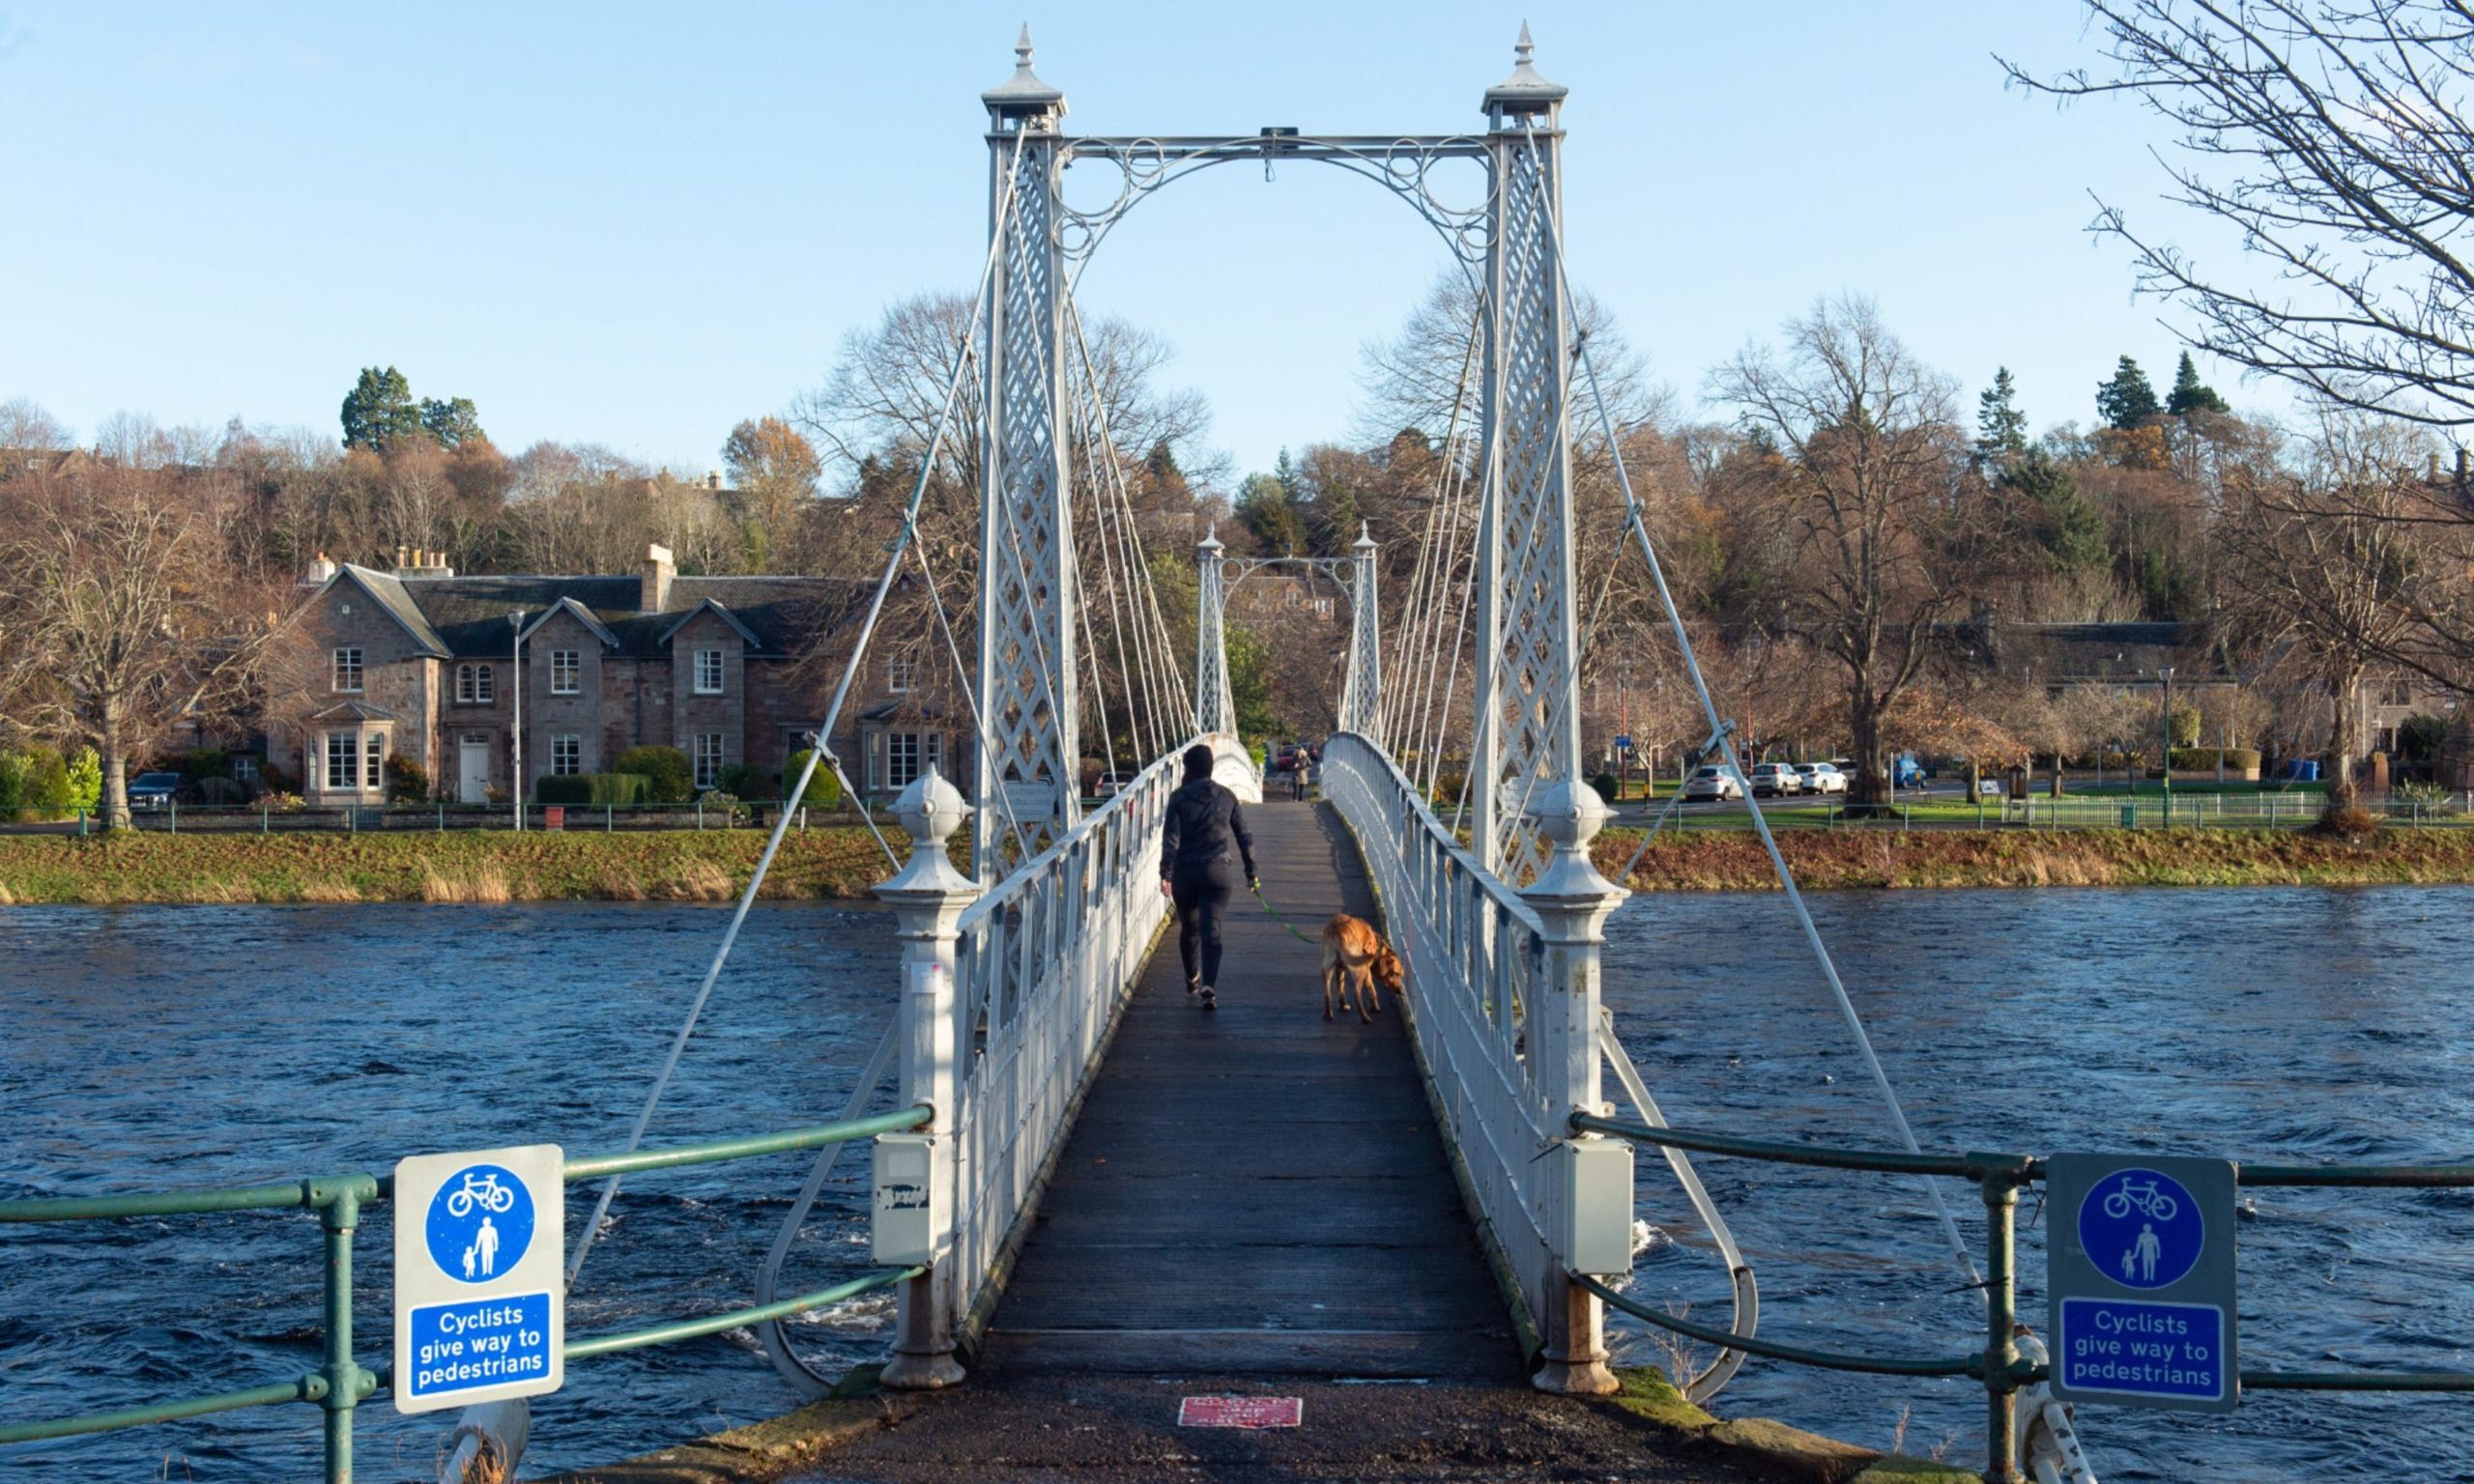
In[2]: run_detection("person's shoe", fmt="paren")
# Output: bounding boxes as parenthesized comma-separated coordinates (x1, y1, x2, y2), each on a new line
(1186, 976, 1199, 995)
(1199, 986, 1217, 1012)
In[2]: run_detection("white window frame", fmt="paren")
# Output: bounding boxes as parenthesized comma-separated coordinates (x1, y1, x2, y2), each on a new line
(883, 730, 942, 790)
(232, 756, 259, 784)
(325, 732, 358, 790)
(363, 732, 385, 790)
(694, 732, 725, 789)
(456, 663, 495, 704)
(551, 734, 581, 776)
(887, 656, 917, 694)
(694, 648, 725, 696)
(550, 649, 580, 696)
(332, 647, 362, 693)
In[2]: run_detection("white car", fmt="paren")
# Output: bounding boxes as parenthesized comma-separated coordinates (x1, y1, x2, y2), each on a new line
(1682, 765, 1742, 802)
(1748, 762, 1802, 798)
(1795, 762, 1848, 795)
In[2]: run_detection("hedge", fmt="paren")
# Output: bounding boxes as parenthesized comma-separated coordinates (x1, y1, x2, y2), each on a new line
(2169, 747, 2262, 771)
(783, 750, 845, 809)
(533, 772, 654, 806)
(612, 745, 693, 803)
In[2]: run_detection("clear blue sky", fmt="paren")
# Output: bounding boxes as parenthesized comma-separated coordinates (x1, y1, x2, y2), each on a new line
(0, 4, 2251, 480)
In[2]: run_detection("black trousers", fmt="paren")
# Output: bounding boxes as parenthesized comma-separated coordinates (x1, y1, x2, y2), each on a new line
(1170, 855, 1242, 987)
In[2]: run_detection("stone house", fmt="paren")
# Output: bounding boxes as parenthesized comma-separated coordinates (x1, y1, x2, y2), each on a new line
(269, 546, 962, 808)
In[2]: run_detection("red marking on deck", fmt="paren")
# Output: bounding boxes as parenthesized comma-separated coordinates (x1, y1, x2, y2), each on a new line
(1178, 1395, 1303, 1429)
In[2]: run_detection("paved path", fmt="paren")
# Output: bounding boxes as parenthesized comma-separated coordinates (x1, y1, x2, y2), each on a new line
(976, 798, 1515, 1379)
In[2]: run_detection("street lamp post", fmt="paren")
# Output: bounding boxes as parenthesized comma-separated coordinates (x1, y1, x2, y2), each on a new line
(2159, 665, 2176, 826)
(509, 612, 525, 833)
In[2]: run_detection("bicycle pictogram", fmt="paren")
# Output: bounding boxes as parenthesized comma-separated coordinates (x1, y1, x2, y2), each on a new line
(2102, 1175, 2181, 1223)
(445, 1169, 519, 1219)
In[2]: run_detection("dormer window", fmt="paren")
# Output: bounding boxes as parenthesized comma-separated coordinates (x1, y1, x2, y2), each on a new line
(695, 649, 724, 696)
(551, 649, 580, 696)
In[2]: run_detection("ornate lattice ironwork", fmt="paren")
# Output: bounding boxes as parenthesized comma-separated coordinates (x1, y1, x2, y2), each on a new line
(976, 48, 1079, 873)
(1472, 49, 1578, 881)
(1193, 529, 1235, 736)
(1338, 527, 1383, 742)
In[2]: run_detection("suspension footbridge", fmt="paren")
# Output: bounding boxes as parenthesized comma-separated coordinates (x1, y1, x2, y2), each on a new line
(12, 29, 2474, 1484)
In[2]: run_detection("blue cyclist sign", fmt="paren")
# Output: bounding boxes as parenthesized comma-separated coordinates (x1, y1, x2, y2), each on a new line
(392, 1144, 564, 1414)
(2046, 1154, 2238, 1413)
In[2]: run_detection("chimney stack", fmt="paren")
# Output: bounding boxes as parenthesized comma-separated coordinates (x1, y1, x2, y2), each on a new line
(302, 551, 338, 586)
(706, 470, 722, 493)
(642, 542, 676, 613)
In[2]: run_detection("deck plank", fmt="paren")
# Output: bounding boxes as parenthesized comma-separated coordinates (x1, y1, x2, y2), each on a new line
(974, 799, 1521, 1381)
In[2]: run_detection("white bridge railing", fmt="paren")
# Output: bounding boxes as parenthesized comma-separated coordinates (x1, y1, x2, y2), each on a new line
(1321, 731, 1633, 1390)
(872, 732, 1252, 1386)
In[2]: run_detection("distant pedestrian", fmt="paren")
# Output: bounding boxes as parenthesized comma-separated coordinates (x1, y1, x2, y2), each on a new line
(1160, 743, 1258, 1013)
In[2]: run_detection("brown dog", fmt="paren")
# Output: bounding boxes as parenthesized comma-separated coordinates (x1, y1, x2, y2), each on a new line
(1321, 914, 1404, 1023)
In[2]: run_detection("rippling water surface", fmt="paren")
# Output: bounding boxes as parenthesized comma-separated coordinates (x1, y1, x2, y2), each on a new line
(1603, 885, 2474, 1483)
(1, 902, 903, 1480)
(5, 889, 2471, 1481)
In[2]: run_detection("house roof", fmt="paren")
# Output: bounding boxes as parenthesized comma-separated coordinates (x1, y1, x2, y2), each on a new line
(518, 595, 621, 650)
(1993, 620, 2241, 685)
(311, 699, 399, 723)
(371, 573, 872, 660)
(657, 597, 763, 650)
(334, 565, 451, 658)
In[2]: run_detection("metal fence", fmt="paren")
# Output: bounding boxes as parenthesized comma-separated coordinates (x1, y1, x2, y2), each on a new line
(45, 799, 887, 836)
(1623, 790, 2474, 834)
(1569, 1111, 2474, 1484)
(0, 1108, 931, 1483)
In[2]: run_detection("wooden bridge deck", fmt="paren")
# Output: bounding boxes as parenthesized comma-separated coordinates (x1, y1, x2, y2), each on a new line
(974, 798, 1521, 1380)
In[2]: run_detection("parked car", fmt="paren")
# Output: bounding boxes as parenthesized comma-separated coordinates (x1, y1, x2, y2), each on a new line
(1795, 762, 1848, 795)
(1091, 772, 1135, 800)
(1682, 765, 1742, 803)
(1275, 744, 1304, 774)
(1748, 762, 1802, 798)
(127, 771, 184, 811)
(1892, 755, 1928, 790)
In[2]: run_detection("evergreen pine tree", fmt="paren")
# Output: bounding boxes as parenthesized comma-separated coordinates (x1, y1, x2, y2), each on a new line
(1975, 366, 2028, 467)
(2165, 352, 2229, 416)
(2095, 356, 2161, 430)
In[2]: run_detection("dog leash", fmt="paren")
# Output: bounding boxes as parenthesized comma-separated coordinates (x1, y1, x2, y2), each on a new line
(1251, 881, 1320, 946)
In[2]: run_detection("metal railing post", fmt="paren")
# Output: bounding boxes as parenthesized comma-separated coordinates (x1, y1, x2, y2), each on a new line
(1524, 778, 1627, 1395)
(876, 766, 981, 1389)
(1979, 1157, 2028, 1484)
(312, 1179, 371, 1484)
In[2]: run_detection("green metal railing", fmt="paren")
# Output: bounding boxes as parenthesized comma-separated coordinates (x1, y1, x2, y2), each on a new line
(0, 1105, 932, 1481)
(1571, 1111, 2474, 1484)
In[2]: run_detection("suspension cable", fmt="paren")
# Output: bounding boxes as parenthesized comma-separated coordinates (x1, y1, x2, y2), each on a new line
(1522, 126, 1978, 1289)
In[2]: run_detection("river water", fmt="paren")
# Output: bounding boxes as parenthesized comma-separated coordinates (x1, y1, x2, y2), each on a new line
(3, 890, 2470, 1481)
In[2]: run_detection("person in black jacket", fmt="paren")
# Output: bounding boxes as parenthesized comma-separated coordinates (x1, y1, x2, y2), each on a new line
(1159, 742, 1257, 1011)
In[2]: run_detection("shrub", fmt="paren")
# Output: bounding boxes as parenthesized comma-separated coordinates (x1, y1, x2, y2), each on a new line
(718, 763, 776, 799)
(64, 748, 101, 817)
(612, 745, 693, 803)
(533, 772, 653, 806)
(175, 749, 231, 781)
(20, 749, 71, 817)
(1589, 771, 1620, 802)
(384, 754, 431, 803)
(0, 752, 24, 813)
(195, 777, 252, 805)
(1430, 771, 1467, 807)
(783, 749, 845, 809)
(262, 760, 300, 793)
(2168, 747, 2262, 772)
(2395, 780, 2460, 814)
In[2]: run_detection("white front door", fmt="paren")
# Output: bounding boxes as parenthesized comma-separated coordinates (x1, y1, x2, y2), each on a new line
(459, 735, 489, 804)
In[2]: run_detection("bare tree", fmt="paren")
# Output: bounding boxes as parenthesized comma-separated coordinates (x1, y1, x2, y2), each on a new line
(2217, 410, 2430, 814)
(0, 464, 276, 827)
(1710, 296, 1999, 810)
(0, 396, 70, 449)
(2006, 1, 2474, 424)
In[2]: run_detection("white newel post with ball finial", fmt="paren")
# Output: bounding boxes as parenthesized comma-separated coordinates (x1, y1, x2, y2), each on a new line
(875, 765, 981, 1389)
(1523, 776, 1630, 1394)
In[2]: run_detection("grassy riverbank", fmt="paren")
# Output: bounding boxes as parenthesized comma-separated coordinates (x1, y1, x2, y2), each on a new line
(1598, 824, 2474, 891)
(10, 822, 2474, 905)
(0, 827, 906, 905)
